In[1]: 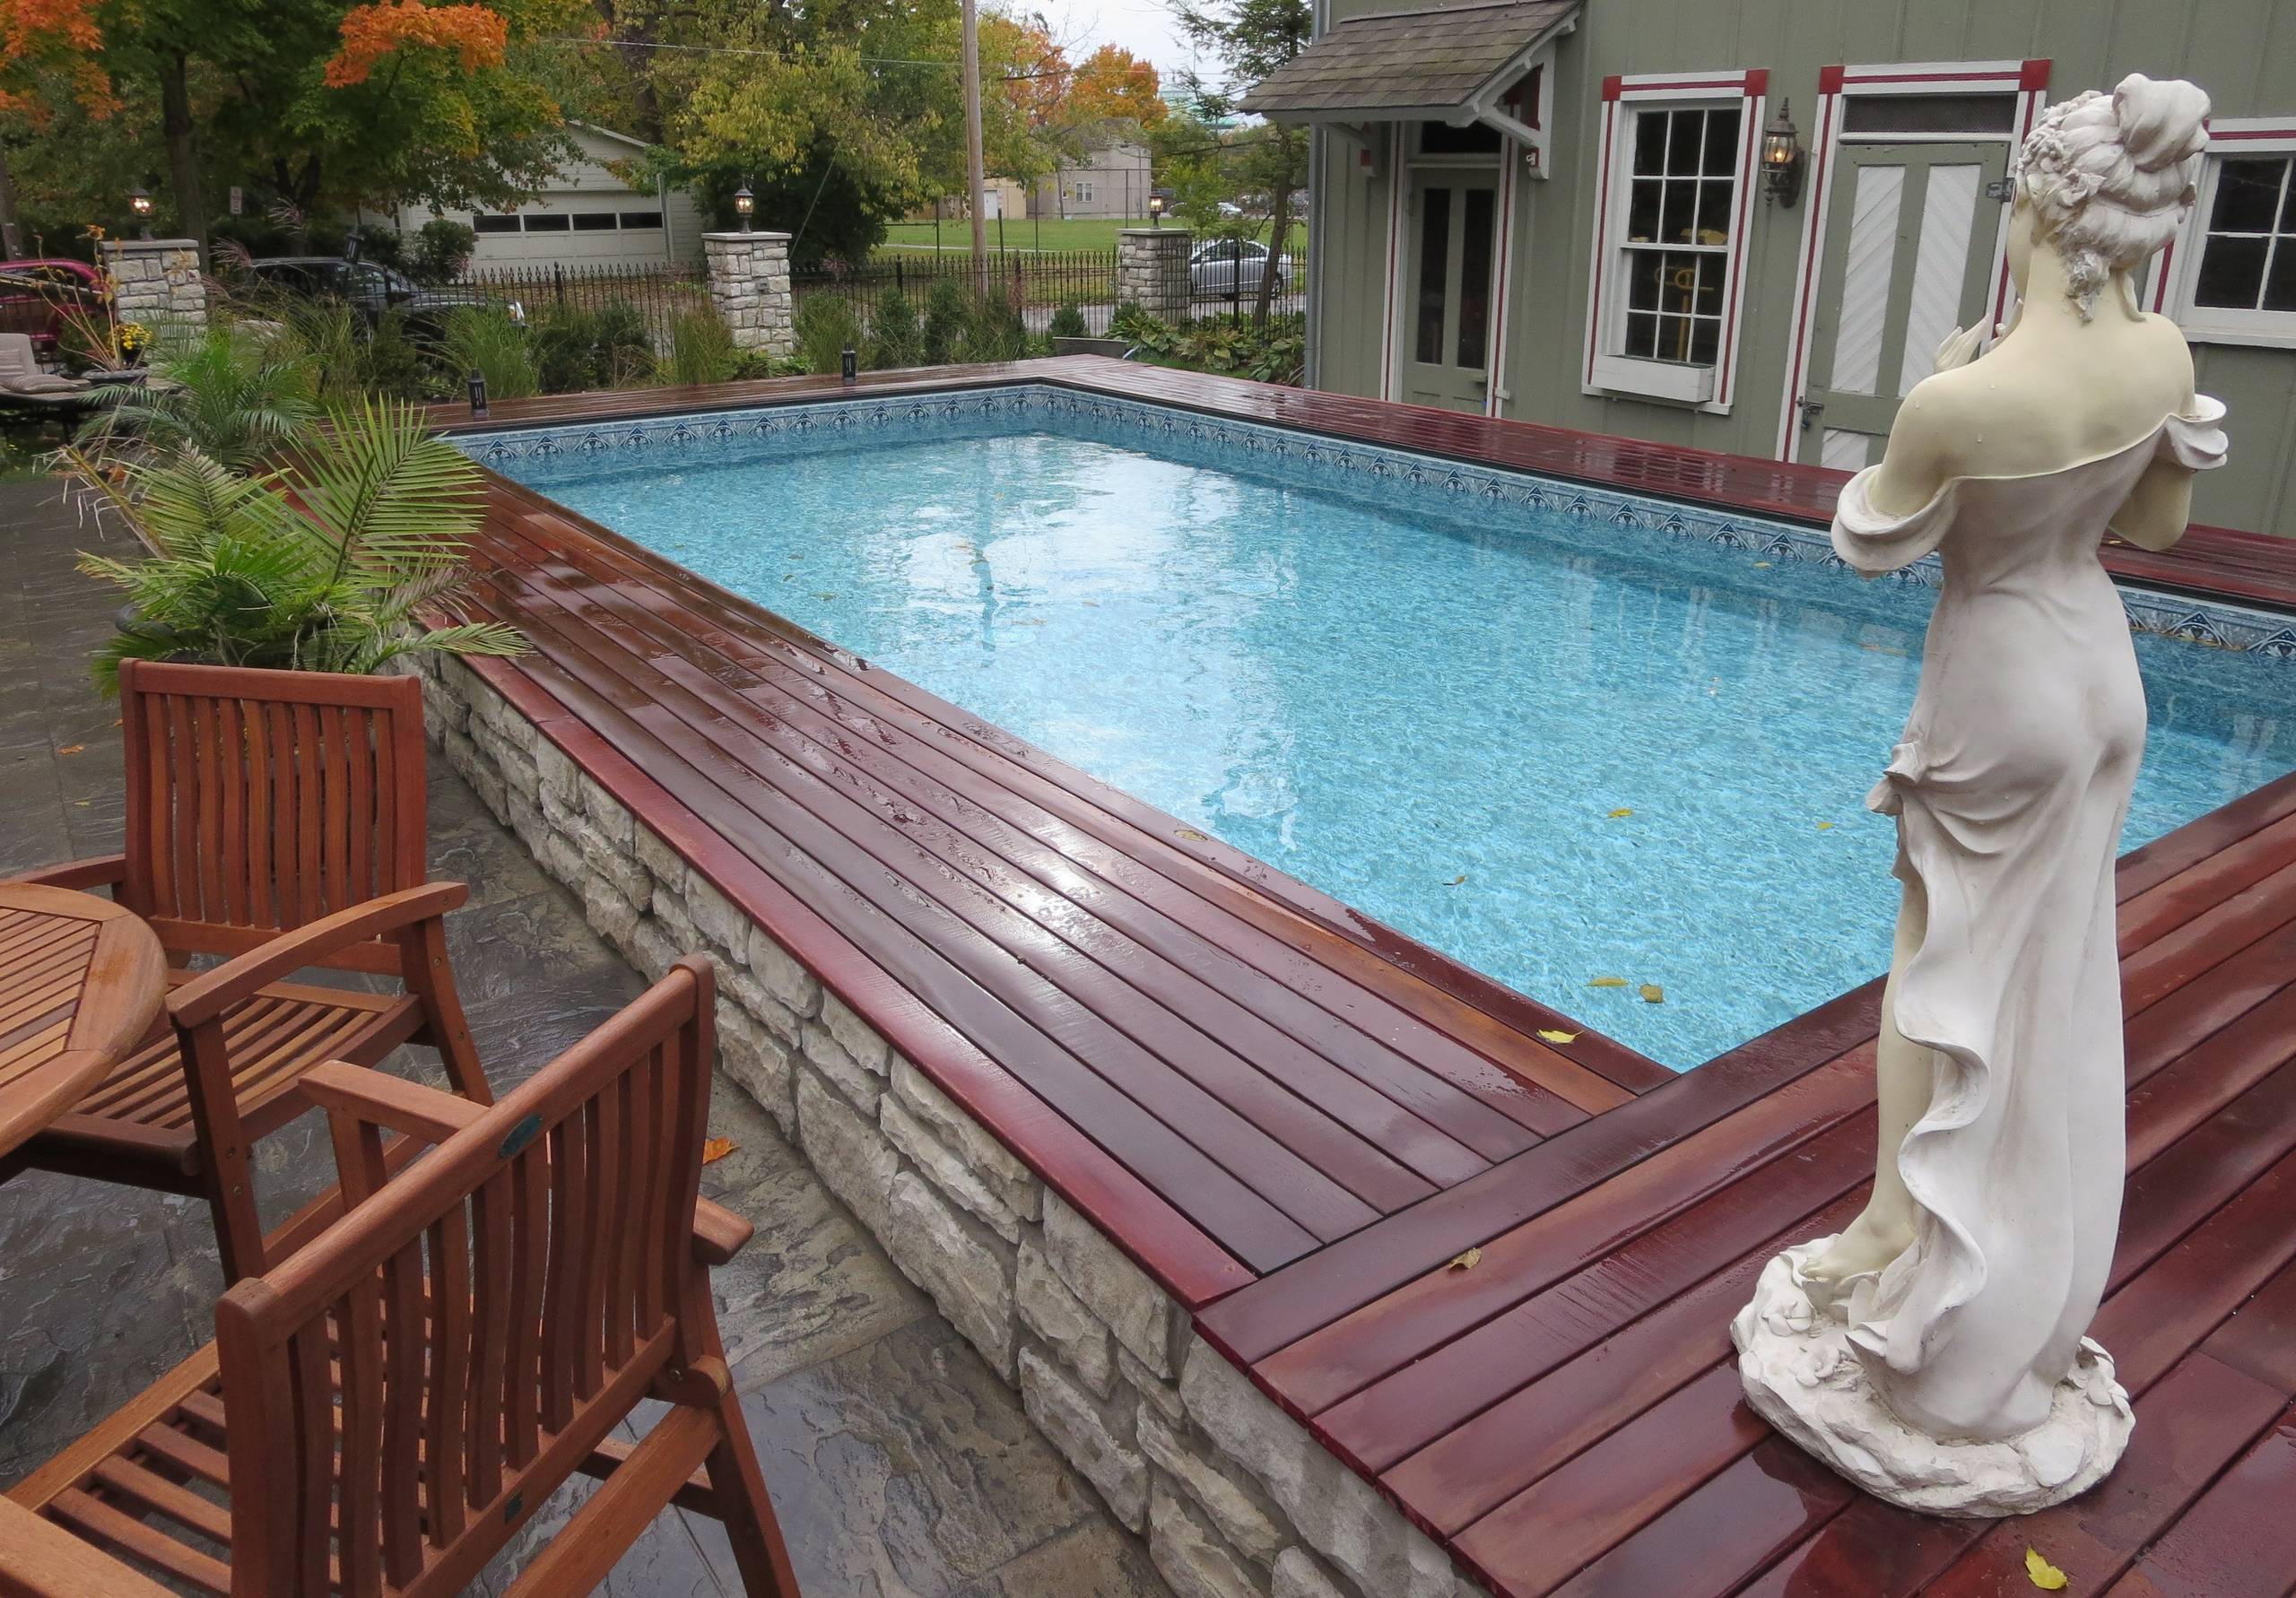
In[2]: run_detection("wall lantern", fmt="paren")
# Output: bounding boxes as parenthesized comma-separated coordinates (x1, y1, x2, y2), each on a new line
(1761, 102, 1805, 207)
(127, 185, 154, 239)
(733, 180, 754, 232)
(1147, 191, 1170, 228)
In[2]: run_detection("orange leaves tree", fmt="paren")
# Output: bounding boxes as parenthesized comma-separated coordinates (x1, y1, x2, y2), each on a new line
(0, 0, 112, 251)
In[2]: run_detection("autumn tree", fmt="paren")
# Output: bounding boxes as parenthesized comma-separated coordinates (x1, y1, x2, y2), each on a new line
(0, 0, 112, 252)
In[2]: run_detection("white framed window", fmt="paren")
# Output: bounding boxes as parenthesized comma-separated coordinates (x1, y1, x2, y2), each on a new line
(2166, 129, 2296, 347)
(1582, 72, 1766, 410)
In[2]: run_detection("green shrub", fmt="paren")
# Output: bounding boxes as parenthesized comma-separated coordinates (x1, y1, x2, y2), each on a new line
(74, 324, 317, 469)
(793, 292, 863, 375)
(1110, 300, 1177, 358)
(410, 219, 477, 285)
(529, 305, 603, 393)
(919, 278, 968, 365)
(961, 289, 1029, 363)
(438, 306, 541, 401)
(865, 287, 921, 369)
(663, 307, 740, 386)
(595, 300, 654, 386)
(1047, 300, 1089, 340)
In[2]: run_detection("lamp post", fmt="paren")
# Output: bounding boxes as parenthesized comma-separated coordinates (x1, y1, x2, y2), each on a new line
(1761, 103, 1806, 207)
(127, 186, 154, 240)
(1147, 191, 1170, 229)
(733, 180, 754, 234)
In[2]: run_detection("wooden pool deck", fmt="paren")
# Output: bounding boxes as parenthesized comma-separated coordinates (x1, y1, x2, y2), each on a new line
(439, 360, 2296, 1597)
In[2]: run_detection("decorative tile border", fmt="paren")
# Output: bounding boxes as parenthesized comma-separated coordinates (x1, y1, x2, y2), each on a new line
(461, 385, 2296, 662)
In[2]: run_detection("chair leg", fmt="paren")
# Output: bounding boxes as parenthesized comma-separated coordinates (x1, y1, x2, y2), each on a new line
(402, 916, 492, 1106)
(700, 1384, 801, 1598)
(177, 1016, 267, 1284)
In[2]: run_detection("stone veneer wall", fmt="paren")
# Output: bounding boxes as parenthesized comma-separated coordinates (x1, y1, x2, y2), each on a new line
(1118, 228, 1194, 321)
(421, 654, 1491, 1598)
(700, 230, 796, 360)
(96, 239, 209, 335)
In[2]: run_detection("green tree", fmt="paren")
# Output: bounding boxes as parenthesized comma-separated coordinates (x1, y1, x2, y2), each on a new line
(1170, 0, 1310, 321)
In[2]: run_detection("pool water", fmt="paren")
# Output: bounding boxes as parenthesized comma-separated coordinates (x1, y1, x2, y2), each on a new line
(489, 416, 2296, 1069)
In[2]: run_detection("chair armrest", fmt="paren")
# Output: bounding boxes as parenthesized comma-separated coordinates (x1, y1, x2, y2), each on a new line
(4, 854, 127, 892)
(301, 1060, 485, 1143)
(303, 1064, 756, 1264)
(167, 882, 470, 1028)
(0, 1498, 179, 1598)
(692, 1198, 753, 1266)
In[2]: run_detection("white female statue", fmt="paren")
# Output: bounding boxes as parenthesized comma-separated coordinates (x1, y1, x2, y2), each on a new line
(1732, 74, 2227, 1516)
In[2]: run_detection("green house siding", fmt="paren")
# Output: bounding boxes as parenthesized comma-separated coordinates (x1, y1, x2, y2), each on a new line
(1300, 0, 2296, 534)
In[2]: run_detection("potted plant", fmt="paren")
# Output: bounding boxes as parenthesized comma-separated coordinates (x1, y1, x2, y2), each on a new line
(65, 395, 527, 694)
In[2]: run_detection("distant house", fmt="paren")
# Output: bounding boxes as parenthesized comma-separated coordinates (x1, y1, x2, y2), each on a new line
(1031, 137, 1154, 220)
(1244, 0, 2296, 535)
(378, 124, 706, 266)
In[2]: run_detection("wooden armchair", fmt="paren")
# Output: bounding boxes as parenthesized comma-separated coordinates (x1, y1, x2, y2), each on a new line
(1, 658, 490, 1281)
(2, 958, 802, 1598)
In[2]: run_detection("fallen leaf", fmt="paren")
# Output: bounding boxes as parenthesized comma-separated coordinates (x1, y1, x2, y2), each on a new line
(1447, 1247, 1483, 1272)
(2024, 1548, 2068, 1591)
(1639, 984, 1665, 1003)
(1587, 976, 1628, 988)
(1446, 873, 1467, 886)
(1606, 806, 1634, 819)
(700, 1137, 736, 1165)
(57, 743, 84, 756)
(1175, 827, 1210, 842)
(1535, 1028, 1578, 1044)
(1752, 560, 1773, 569)
(111, 717, 123, 726)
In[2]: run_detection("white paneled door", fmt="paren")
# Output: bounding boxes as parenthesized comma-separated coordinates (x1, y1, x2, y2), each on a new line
(1796, 142, 2010, 469)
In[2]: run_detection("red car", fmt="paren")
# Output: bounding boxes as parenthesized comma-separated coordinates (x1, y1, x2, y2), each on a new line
(0, 258, 109, 357)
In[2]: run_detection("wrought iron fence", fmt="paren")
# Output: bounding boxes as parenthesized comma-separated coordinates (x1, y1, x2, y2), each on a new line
(795, 249, 1122, 333)
(438, 260, 709, 350)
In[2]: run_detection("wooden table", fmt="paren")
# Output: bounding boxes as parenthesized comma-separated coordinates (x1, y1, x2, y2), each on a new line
(0, 883, 166, 1159)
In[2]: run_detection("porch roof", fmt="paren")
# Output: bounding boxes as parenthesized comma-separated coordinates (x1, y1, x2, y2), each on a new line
(1238, 0, 1577, 121)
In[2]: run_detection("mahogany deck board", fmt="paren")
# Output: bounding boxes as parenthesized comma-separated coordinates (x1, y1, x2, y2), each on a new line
(433, 362, 2296, 1598)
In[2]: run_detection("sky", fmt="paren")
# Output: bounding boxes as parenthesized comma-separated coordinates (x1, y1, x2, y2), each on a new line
(1025, 0, 1209, 88)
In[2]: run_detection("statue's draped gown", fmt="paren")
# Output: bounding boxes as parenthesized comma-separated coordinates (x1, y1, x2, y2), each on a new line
(1824, 397, 2227, 1441)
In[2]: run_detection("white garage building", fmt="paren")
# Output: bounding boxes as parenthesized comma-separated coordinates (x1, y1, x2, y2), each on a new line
(381, 124, 707, 266)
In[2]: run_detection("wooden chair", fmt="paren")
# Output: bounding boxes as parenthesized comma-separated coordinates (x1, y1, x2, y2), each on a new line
(1, 658, 491, 1281)
(2, 958, 803, 1598)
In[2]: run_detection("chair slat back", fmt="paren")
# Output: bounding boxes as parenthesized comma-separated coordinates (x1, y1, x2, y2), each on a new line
(213, 960, 718, 1598)
(116, 659, 428, 968)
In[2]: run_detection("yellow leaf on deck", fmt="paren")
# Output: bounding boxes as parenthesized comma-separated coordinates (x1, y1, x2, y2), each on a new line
(1175, 828, 1210, 842)
(1607, 807, 1634, 819)
(1587, 976, 1628, 988)
(1535, 1029, 1578, 1044)
(701, 1137, 736, 1166)
(57, 744, 84, 756)
(1639, 984, 1665, 1003)
(2024, 1548, 2068, 1591)
(1447, 1247, 1483, 1272)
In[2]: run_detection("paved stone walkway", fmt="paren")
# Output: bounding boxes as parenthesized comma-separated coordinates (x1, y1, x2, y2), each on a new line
(0, 479, 1170, 1597)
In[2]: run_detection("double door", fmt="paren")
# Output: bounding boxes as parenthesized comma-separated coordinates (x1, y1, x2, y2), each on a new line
(1401, 174, 1500, 413)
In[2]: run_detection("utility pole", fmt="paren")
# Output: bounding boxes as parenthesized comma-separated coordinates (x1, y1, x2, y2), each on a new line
(961, 0, 990, 298)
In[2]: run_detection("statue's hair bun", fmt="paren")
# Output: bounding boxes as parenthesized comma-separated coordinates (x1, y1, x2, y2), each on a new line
(2113, 74, 2211, 173)
(2013, 74, 2212, 317)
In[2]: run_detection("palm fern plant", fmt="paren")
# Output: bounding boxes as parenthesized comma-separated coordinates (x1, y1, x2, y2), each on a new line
(71, 395, 527, 694)
(74, 324, 320, 471)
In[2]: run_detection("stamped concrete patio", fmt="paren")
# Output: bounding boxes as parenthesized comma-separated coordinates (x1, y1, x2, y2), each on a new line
(0, 478, 1172, 1598)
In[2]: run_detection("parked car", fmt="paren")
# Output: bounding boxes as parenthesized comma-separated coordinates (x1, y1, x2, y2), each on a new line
(235, 256, 523, 333)
(0, 259, 108, 358)
(1188, 239, 1295, 298)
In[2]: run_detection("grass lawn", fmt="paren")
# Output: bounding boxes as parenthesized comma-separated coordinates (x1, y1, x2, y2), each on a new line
(874, 216, 1308, 256)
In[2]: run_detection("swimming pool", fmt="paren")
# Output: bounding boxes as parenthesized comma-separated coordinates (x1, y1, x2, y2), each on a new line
(471, 388, 2296, 1069)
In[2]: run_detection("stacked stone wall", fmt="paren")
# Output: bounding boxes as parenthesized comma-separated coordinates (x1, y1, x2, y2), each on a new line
(701, 231, 796, 359)
(1117, 228, 1194, 321)
(96, 239, 209, 336)
(422, 655, 1490, 1598)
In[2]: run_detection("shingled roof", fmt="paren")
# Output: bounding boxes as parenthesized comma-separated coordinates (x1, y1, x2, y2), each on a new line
(1239, 0, 1578, 118)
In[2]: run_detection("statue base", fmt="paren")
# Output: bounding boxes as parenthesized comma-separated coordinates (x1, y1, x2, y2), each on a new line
(1730, 1239, 2135, 1518)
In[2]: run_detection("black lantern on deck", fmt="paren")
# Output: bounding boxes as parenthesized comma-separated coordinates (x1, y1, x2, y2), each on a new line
(733, 181, 755, 233)
(468, 369, 489, 419)
(840, 345, 857, 385)
(127, 186, 154, 239)
(1761, 102, 1806, 207)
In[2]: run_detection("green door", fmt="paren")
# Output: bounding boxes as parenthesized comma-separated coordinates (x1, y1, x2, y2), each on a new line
(1400, 174, 1500, 413)
(1795, 141, 2011, 470)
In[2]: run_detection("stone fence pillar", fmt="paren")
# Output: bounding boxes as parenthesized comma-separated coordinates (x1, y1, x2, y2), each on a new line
(1117, 228, 1192, 321)
(97, 238, 208, 338)
(702, 230, 795, 360)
